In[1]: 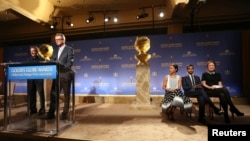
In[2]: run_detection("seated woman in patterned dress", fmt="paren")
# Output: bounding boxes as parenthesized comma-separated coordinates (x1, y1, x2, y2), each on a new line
(161, 64, 192, 120)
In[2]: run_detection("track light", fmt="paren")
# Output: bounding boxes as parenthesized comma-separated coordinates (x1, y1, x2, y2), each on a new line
(136, 13, 148, 19)
(66, 17, 74, 27)
(104, 17, 110, 22)
(113, 16, 118, 23)
(86, 16, 94, 23)
(66, 21, 74, 27)
(136, 9, 148, 19)
(159, 11, 164, 18)
(50, 21, 58, 29)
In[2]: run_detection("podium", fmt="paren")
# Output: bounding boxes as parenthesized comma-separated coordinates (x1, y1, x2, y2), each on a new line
(1, 62, 75, 135)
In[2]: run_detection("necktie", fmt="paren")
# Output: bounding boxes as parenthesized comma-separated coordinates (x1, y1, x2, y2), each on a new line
(191, 75, 195, 86)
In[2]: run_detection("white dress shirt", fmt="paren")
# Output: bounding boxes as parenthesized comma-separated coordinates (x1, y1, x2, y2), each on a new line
(58, 45, 65, 59)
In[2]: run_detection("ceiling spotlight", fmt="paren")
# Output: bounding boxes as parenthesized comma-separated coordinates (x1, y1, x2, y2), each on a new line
(136, 13, 148, 19)
(86, 16, 94, 23)
(113, 16, 118, 23)
(104, 17, 110, 22)
(159, 11, 164, 18)
(50, 21, 58, 29)
(136, 9, 148, 19)
(66, 21, 74, 27)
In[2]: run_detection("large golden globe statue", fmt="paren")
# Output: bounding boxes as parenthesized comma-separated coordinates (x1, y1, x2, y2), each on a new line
(134, 36, 151, 65)
(38, 44, 53, 61)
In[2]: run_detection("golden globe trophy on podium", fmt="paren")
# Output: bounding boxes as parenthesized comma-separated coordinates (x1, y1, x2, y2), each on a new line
(134, 36, 151, 66)
(131, 36, 155, 110)
(38, 44, 54, 112)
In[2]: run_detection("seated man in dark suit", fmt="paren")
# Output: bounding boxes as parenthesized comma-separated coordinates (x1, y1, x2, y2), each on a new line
(182, 64, 223, 124)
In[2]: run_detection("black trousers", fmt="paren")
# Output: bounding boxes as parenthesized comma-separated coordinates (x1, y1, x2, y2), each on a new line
(48, 72, 72, 115)
(205, 87, 236, 114)
(27, 79, 45, 113)
(185, 88, 216, 118)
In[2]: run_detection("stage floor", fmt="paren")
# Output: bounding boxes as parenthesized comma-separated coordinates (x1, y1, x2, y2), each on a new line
(0, 103, 249, 141)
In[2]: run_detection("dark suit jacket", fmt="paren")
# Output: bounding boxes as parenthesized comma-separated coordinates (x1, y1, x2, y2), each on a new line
(182, 75, 201, 93)
(51, 45, 74, 79)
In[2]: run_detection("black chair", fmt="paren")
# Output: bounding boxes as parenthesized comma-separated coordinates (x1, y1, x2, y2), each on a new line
(207, 96, 221, 120)
(184, 93, 219, 119)
(183, 96, 197, 119)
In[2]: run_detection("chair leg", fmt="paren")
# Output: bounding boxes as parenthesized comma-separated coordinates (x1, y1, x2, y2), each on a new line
(182, 107, 191, 119)
(180, 106, 184, 114)
(186, 111, 192, 119)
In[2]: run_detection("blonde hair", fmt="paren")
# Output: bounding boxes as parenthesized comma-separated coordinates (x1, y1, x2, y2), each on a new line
(207, 60, 216, 68)
(55, 33, 66, 42)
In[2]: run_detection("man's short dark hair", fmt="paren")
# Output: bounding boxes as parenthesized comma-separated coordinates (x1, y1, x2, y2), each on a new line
(186, 64, 194, 69)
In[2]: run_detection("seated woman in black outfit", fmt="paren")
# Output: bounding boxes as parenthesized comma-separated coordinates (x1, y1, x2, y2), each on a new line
(201, 60, 244, 124)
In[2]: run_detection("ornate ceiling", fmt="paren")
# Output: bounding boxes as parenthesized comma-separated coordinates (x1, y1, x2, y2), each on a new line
(0, 0, 250, 44)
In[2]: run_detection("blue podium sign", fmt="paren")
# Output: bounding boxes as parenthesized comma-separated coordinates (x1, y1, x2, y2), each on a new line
(1, 62, 75, 133)
(7, 63, 57, 80)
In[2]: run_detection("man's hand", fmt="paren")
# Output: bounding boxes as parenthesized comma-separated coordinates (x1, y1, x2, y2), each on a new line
(194, 84, 203, 89)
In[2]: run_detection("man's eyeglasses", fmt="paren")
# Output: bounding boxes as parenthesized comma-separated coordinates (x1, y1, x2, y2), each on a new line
(55, 38, 63, 41)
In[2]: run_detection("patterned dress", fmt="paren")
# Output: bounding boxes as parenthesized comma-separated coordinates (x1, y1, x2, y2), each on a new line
(161, 75, 192, 113)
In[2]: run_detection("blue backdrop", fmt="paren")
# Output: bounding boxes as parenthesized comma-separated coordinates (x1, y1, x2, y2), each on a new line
(3, 30, 242, 96)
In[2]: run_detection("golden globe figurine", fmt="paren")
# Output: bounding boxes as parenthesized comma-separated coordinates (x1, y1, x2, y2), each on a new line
(38, 44, 53, 61)
(134, 36, 151, 65)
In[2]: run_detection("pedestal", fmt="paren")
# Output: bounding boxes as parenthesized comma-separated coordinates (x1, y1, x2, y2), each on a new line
(131, 65, 155, 110)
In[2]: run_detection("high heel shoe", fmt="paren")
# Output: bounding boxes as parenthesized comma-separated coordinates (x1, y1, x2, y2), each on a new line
(38, 107, 45, 115)
(213, 107, 224, 115)
(230, 108, 244, 116)
(224, 113, 230, 124)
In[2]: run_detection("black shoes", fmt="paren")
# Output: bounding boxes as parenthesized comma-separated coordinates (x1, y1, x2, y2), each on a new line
(42, 112, 69, 120)
(38, 108, 45, 116)
(30, 111, 37, 115)
(198, 118, 210, 125)
(46, 113, 55, 119)
(60, 112, 68, 120)
(213, 107, 224, 115)
(230, 108, 244, 116)
(30, 108, 45, 116)
(224, 113, 230, 124)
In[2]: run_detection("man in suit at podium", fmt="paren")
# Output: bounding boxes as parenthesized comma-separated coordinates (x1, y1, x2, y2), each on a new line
(27, 46, 46, 116)
(46, 33, 74, 120)
(182, 64, 223, 125)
